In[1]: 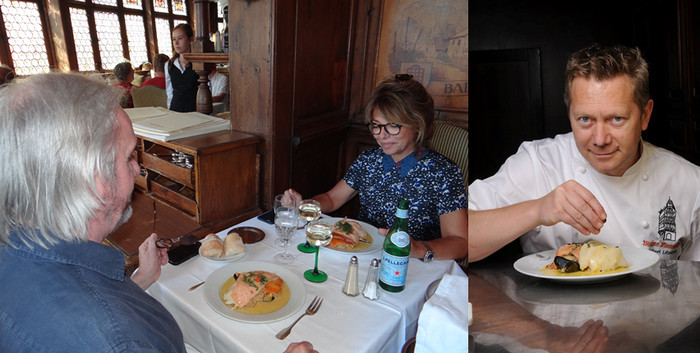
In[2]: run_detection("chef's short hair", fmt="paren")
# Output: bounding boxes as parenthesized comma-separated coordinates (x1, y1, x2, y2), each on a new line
(0, 73, 122, 248)
(565, 43, 650, 112)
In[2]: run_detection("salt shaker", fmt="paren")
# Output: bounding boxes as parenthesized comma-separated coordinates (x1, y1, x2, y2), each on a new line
(342, 256, 360, 296)
(362, 258, 380, 300)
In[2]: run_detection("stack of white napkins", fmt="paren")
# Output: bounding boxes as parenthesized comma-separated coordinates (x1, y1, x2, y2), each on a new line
(414, 265, 471, 353)
(125, 107, 230, 141)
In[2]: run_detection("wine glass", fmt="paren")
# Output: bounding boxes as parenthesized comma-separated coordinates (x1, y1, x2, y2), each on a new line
(297, 199, 321, 253)
(303, 221, 332, 282)
(274, 206, 298, 264)
(273, 194, 294, 247)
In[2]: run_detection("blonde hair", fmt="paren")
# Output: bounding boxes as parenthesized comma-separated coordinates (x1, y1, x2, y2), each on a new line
(364, 75, 435, 146)
(565, 44, 650, 111)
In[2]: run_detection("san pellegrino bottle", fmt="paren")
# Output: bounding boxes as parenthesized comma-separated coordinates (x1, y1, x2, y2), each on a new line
(378, 199, 411, 292)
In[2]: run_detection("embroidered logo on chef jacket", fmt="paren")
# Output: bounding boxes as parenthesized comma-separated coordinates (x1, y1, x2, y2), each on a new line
(658, 198, 677, 241)
(643, 197, 682, 258)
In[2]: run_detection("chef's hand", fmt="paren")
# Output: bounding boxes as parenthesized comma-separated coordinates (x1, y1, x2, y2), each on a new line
(544, 319, 608, 353)
(537, 180, 607, 235)
(131, 233, 169, 290)
(284, 341, 317, 353)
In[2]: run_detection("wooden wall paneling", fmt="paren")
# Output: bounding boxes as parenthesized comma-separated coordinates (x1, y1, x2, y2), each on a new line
(290, 0, 357, 199)
(228, 0, 278, 210)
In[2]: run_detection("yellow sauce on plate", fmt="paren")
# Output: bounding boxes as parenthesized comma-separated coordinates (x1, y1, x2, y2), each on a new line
(539, 265, 631, 277)
(219, 277, 291, 314)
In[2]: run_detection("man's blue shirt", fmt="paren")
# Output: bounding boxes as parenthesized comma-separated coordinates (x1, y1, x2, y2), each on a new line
(0, 229, 185, 353)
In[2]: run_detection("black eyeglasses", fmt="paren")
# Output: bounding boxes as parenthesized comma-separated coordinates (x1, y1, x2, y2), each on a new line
(368, 123, 402, 135)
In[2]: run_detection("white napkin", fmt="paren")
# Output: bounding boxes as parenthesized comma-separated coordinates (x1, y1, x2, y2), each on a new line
(414, 267, 470, 353)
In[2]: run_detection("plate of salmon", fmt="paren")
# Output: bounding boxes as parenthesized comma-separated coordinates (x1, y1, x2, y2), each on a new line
(322, 217, 383, 254)
(203, 261, 307, 323)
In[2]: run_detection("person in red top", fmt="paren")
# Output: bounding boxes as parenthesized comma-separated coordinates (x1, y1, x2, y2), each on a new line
(113, 62, 135, 108)
(140, 54, 169, 90)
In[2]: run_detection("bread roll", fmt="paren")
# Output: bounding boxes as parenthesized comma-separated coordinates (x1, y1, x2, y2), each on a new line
(200, 233, 224, 258)
(224, 232, 245, 255)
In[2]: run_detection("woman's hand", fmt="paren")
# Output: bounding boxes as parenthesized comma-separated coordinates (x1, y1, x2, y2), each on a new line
(283, 189, 303, 207)
(131, 233, 169, 290)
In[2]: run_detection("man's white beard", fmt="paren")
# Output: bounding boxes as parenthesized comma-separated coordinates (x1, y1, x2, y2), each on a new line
(111, 203, 132, 234)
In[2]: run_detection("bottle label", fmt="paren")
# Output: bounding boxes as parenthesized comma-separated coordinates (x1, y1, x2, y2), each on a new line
(390, 231, 410, 247)
(395, 208, 408, 218)
(379, 251, 409, 287)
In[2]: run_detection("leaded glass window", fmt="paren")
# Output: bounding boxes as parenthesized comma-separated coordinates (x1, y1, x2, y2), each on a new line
(125, 14, 148, 66)
(155, 17, 172, 56)
(92, 0, 117, 6)
(0, 0, 50, 75)
(69, 7, 96, 71)
(94, 11, 124, 70)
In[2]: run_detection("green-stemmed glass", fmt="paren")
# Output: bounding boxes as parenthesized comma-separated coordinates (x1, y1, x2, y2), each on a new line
(297, 199, 321, 253)
(303, 221, 332, 282)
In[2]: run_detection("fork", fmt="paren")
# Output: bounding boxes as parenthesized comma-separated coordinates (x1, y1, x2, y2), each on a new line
(275, 296, 323, 340)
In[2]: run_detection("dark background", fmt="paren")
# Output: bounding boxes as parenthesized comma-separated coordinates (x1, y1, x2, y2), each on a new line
(468, 0, 700, 183)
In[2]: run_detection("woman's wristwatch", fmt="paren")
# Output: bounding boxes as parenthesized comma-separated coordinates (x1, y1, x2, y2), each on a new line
(421, 241, 434, 262)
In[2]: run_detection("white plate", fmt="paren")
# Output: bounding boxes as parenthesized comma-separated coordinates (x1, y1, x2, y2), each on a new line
(198, 245, 246, 263)
(513, 247, 660, 284)
(322, 217, 384, 254)
(202, 261, 307, 323)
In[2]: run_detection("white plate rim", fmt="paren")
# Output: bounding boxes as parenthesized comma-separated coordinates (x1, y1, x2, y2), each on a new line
(202, 261, 307, 323)
(198, 245, 246, 263)
(321, 217, 384, 254)
(513, 247, 660, 283)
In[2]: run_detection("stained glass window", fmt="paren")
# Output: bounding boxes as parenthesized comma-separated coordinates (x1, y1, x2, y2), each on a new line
(123, 0, 142, 10)
(172, 0, 186, 15)
(1, 0, 50, 75)
(94, 11, 124, 70)
(155, 17, 172, 56)
(69, 7, 96, 71)
(154, 0, 167, 13)
(125, 14, 148, 66)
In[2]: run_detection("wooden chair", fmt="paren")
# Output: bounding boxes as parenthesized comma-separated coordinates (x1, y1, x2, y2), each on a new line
(428, 121, 468, 268)
(132, 85, 167, 108)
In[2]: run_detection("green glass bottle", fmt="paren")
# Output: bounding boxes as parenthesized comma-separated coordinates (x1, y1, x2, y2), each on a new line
(378, 199, 411, 292)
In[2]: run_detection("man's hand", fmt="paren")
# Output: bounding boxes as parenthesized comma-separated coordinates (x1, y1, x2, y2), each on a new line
(131, 233, 169, 290)
(283, 341, 317, 353)
(537, 180, 607, 235)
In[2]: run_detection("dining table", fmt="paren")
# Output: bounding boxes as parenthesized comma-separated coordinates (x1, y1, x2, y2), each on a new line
(147, 215, 462, 353)
(468, 252, 700, 353)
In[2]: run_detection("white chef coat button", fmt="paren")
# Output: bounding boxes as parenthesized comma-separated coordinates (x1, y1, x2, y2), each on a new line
(642, 174, 649, 181)
(642, 221, 649, 229)
(578, 167, 587, 174)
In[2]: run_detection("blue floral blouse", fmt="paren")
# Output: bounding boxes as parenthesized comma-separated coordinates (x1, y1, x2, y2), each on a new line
(344, 147, 466, 241)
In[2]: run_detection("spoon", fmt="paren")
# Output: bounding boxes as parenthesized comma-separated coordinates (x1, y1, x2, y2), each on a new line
(156, 234, 199, 249)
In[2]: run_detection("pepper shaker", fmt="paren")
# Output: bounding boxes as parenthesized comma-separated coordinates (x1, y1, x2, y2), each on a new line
(362, 258, 380, 300)
(342, 256, 360, 296)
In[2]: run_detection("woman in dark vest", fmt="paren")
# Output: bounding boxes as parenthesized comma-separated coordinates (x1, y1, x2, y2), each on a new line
(164, 23, 198, 112)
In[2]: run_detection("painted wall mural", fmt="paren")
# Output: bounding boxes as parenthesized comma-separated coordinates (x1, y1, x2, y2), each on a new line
(377, 0, 467, 111)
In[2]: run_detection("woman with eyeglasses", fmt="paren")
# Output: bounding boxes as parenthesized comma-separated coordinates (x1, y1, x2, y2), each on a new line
(284, 75, 467, 261)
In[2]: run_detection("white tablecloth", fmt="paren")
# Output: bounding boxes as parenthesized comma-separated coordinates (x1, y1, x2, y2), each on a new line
(147, 216, 457, 353)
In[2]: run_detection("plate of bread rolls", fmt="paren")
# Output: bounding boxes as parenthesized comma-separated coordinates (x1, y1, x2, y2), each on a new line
(199, 232, 247, 262)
